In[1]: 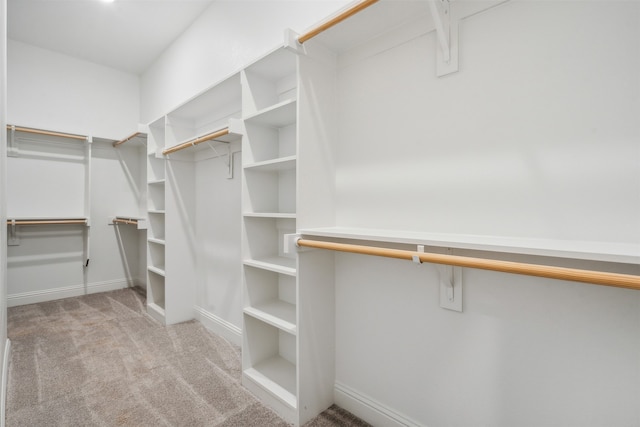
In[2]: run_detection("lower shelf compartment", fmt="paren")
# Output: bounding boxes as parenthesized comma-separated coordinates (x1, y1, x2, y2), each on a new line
(243, 356, 297, 409)
(147, 302, 165, 323)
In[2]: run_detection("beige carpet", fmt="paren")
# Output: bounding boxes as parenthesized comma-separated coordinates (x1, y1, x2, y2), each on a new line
(6, 288, 369, 427)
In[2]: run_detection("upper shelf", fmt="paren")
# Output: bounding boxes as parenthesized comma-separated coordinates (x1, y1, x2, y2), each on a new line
(299, 226, 640, 265)
(244, 99, 297, 128)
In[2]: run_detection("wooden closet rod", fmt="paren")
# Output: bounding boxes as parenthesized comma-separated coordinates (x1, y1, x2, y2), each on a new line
(296, 239, 640, 291)
(297, 0, 379, 44)
(7, 219, 87, 226)
(113, 131, 142, 147)
(112, 218, 138, 225)
(6, 125, 87, 141)
(162, 127, 230, 155)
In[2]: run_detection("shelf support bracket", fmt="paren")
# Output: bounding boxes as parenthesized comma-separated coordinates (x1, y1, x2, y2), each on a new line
(437, 249, 462, 312)
(8, 219, 19, 246)
(428, 0, 459, 77)
(8, 125, 17, 157)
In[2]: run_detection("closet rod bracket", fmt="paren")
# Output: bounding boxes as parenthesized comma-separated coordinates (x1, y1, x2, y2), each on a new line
(286, 233, 313, 254)
(8, 219, 19, 246)
(284, 28, 306, 55)
(428, 0, 459, 77)
(7, 125, 18, 157)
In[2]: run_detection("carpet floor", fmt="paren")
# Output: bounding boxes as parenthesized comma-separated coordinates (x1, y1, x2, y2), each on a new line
(6, 288, 370, 427)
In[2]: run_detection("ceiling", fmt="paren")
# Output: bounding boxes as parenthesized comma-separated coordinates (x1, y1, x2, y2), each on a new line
(7, 0, 216, 75)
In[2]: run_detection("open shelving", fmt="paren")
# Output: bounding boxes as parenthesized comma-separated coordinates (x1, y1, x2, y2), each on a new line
(241, 46, 302, 424)
(146, 116, 167, 323)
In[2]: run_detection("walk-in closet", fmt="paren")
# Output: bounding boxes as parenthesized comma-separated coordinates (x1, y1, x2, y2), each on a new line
(0, 0, 639, 426)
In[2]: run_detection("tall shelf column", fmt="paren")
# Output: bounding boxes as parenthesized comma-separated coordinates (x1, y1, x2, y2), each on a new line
(240, 47, 300, 423)
(146, 117, 167, 323)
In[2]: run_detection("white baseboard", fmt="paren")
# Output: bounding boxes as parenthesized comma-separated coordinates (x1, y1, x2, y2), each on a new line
(194, 306, 242, 346)
(1, 339, 11, 427)
(7, 279, 132, 307)
(334, 381, 425, 427)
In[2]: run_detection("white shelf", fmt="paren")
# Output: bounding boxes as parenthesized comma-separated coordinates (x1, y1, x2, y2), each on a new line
(244, 156, 296, 172)
(148, 237, 166, 245)
(244, 301, 296, 335)
(147, 302, 165, 323)
(244, 99, 297, 128)
(148, 266, 166, 277)
(148, 210, 166, 215)
(148, 179, 166, 185)
(243, 257, 296, 276)
(243, 357, 297, 409)
(300, 227, 640, 265)
(243, 212, 296, 219)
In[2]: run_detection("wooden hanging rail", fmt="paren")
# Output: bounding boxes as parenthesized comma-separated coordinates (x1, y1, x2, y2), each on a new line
(6, 218, 87, 226)
(6, 125, 87, 141)
(162, 127, 230, 155)
(296, 238, 640, 291)
(297, 0, 379, 44)
(113, 131, 142, 147)
(112, 218, 139, 225)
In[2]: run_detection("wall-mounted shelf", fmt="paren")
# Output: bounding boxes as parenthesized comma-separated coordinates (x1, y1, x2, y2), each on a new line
(111, 216, 146, 229)
(299, 227, 640, 265)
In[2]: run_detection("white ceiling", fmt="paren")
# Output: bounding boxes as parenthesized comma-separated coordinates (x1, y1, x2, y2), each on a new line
(7, 0, 216, 75)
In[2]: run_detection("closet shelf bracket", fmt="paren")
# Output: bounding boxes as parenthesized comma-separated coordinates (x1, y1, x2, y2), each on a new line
(8, 219, 19, 246)
(428, 0, 459, 77)
(436, 248, 462, 312)
(7, 125, 17, 157)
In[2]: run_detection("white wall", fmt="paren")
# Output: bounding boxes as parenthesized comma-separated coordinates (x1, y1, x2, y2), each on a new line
(7, 40, 139, 140)
(195, 148, 243, 341)
(140, 0, 350, 123)
(6, 41, 144, 305)
(331, 1, 640, 426)
(0, 0, 9, 421)
(334, 1, 639, 244)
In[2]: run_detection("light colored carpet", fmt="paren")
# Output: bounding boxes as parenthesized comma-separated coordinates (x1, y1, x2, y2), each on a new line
(6, 288, 369, 427)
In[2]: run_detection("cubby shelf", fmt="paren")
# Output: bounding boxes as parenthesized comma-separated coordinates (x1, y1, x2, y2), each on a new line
(243, 213, 296, 219)
(244, 358, 297, 409)
(147, 302, 165, 318)
(244, 99, 297, 127)
(244, 155, 296, 172)
(148, 179, 166, 185)
(243, 258, 296, 276)
(148, 237, 166, 245)
(244, 302, 297, 334)
(147, 265, 166, 277)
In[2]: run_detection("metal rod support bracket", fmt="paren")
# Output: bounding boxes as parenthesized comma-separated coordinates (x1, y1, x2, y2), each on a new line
(428, 0, 459, 77)
(8, 219, 19, 246)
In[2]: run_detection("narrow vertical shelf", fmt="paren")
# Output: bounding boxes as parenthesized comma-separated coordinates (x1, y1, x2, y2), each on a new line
(241, 46, 300, 424)
(146, 116, 167, 324)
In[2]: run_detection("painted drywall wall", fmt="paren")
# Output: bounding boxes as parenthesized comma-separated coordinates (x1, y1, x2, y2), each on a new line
(7, 40, 139, 140)
(0, 0, 9, 420)
(6, 40, 144, 305)
(195, 147, 242, 342)
(332, 1, 640, 426)
(6, 141, 145, 306)
(140, 0, 350, 123)
(334, 1, 639, 244)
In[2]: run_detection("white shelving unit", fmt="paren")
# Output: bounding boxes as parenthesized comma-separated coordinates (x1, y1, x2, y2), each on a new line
(146, 117, 167, 324)
(147, 72, 243, 326)
(241, 46, 303, 424)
